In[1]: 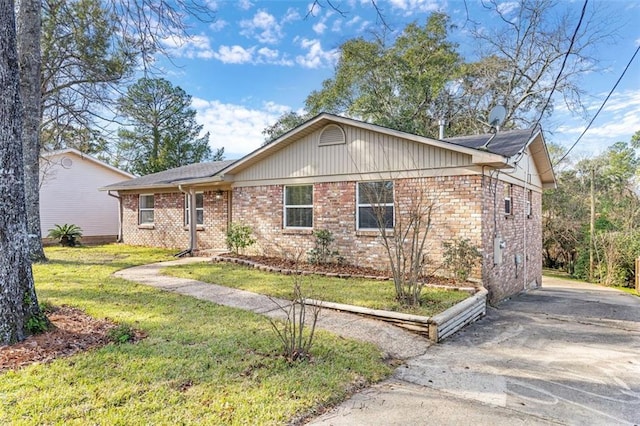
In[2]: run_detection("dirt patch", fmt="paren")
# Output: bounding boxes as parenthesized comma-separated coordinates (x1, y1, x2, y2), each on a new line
(0, 306, 143, 373)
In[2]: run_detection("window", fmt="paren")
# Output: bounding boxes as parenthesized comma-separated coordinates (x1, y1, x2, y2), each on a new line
(284, 185, 313, 228)
(139, 194, 154, 224)
(526, 190, 532, 218)
(184, 192, 204, 225)
(357, 181, 394, 230)
(504, 184, 512, 215)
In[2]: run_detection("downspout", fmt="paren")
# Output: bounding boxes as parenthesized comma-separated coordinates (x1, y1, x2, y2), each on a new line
(178, 184, 197, 255)
(523, 155, 530, 290)
(107, 190, 123, 243)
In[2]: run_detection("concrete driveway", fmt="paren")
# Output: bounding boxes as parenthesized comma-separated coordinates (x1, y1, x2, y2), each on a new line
(311, 277, 640, 425)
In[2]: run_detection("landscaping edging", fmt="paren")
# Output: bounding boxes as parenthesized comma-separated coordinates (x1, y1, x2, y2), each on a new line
(211, 254, 487, 342)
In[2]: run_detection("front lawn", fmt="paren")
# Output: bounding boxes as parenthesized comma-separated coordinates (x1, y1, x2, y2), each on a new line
(0, 245, 390, 425)
(163, 261, 470, 317)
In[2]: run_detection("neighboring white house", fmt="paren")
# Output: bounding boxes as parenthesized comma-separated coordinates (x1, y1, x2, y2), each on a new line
(40, 148, 134, 243)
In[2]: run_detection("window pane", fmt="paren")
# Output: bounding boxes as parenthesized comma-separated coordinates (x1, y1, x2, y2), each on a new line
(358, 181, 393, 204)
(196, 193, 204, 208)
(140, 210, 154, 224)
(140, 195, 154, 209)
(286, 207, 312, 227)
(359, 206, 393, 229)
(285, 186, 312, 205)
(196, 210, 204, 225)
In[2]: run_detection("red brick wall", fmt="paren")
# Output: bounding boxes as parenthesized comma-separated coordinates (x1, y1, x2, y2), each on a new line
(481, 176, 542, 304)
(120, 189, 228, 251)
(232, 176, 485, 270)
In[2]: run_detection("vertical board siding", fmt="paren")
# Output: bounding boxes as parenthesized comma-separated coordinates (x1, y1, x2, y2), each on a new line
(234, 124, 473, 182)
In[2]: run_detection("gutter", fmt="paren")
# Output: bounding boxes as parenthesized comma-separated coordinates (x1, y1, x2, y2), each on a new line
(107, 191, 123, 243)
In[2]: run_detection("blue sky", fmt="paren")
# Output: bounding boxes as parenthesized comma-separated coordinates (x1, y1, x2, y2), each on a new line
(154, 0, 640, 161)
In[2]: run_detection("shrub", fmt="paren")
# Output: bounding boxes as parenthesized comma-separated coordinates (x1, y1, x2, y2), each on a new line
(268, 277, 320, 363)
(307, 229, 341, 264)
(225, 223, 256, 255)
(25, 311, 49, 334)
(47, 223, 83, 247)
(442, 238, 481, 283)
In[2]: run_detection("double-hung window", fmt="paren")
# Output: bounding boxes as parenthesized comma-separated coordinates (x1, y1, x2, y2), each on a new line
(284, 185, 313, 228)
(504, 184, 513, 215)
(184, 192, 204, 225)
(357, 181, 394, 230)
(526, 189, 532, 218)
(139, 194, 154, 224)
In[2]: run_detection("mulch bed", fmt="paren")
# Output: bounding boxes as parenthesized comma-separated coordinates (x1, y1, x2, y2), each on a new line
(0, 306, 143, 373)
(214, 253, 478, 289)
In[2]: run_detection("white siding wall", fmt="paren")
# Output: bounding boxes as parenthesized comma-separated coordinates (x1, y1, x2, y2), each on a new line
(39, 152, 131, 237)
(234, 124, 473, 183)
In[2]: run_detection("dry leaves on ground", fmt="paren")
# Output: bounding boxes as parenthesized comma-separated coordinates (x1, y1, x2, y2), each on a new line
(0, 306, 142, 373)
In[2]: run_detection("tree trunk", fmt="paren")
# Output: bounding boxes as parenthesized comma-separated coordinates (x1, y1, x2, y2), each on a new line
(16, 0, 46, 262)
(0, 0, 42, 344)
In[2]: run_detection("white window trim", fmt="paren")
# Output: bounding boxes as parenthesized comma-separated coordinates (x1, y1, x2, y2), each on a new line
(504, 184, 513, 216)
(283, 185, 313, 229)
(139, 194, 154, 225)
(184, 192, 204, 226)
(526, 190, 532, 218)
(356, 181, 395, 231)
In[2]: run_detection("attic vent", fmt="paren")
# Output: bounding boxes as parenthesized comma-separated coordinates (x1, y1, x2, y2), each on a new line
(318, 124, 346, 146)
(61, 157, 73, 168)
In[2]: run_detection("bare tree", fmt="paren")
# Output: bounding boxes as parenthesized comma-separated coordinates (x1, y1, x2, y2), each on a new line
(362, 180, 435, 307)
(0, 0, 44, 344)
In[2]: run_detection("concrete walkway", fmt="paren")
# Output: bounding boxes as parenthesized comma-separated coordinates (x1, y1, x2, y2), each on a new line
(113, 257, 431, 360)
(116, 259, 640, 424)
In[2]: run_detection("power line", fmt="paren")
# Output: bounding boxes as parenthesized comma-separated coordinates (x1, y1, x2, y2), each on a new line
(533, 0, 588, 137)
(554, 43, 640, 166)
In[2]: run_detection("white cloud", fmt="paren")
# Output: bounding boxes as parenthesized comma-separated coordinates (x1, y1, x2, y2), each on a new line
(282, 7, 301, 24)
(209, 19, 227, 32)
(295, 38, 339, 69)
(160, 34, 214, 59)
(553, 89, 640, 156)
(213, 45, 255, 64)
(496, 1, 520, 16)
(193, 98, 291, 155)
(313, 21, 327, 34)
(387, 0, 443, 14)
(239, 10, 283, 44)
(237, 0, 253, 10)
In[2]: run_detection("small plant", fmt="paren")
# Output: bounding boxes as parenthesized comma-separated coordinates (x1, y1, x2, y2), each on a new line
(107, 323, 136, 344)
(269, 274, 320, 363)
(442, 238, 482, 283)
(47, 223, 83, 247)
(25, 311, 50, 334)
(307, 229, 341, 264)
(225, 222, 256, 255)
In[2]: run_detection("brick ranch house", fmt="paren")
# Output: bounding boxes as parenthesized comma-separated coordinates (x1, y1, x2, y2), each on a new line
(102, 113, 556, 303)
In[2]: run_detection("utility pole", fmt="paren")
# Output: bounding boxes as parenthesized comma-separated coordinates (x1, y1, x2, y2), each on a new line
(589, 167, 595, 281)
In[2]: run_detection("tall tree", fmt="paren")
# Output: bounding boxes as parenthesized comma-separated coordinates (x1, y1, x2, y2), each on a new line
(305, 13, 462, 138)
(41, 0, 136, 153)
(458, 0, 613, 131)
(116, 77, 217, 175)
(17, 0, 46, 261)
(0, 0, 43, 344)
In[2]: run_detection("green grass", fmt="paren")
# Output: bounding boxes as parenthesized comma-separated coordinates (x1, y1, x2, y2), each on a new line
(0, 244, 391, 425)
(612, 286, 639, 297)
(163, 262, 469, 317)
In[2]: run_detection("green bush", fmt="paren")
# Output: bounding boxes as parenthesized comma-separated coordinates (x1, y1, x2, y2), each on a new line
(25, 311, 49, 334)
(442, 238, 481, 283)
(47, 223, 83, 247)
(308, 229, 342, 264)
(225, 222, 256, 255)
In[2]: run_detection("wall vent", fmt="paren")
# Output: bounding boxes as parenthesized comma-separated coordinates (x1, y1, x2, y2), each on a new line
(318, 124, 346, 146)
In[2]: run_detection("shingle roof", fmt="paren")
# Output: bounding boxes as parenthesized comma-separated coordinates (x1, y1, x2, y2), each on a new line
(444, 128, 538, 158)
(102, 159, 237, 190)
